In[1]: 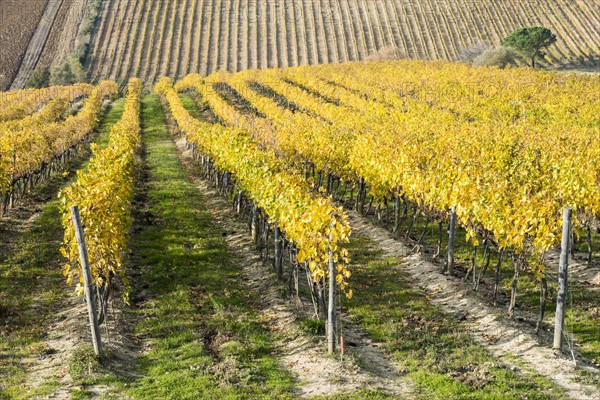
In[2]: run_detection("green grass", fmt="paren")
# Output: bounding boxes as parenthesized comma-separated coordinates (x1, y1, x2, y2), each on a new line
(0, 200, 64, 399)
(310, 390, 398, 399)
(71, 94, 296, 399)
(0, 102, 122, 399)
(96, 99, 125, 149)
(343, 235, 567, 400)
(179, 93, 201, 119)
(70, 388, 94, 400)
(515, 273, 600, 366)
(299, 318, 326, 336)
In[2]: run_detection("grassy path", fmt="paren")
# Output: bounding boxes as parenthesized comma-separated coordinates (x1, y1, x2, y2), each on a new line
(0, 102, 124, 399)
(91, 94, 296, 398)
(0, 194, 71, 399)
(343, 231, 570, 399)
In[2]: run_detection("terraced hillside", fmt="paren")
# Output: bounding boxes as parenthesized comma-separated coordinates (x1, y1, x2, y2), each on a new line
(87, 0, 600, 84)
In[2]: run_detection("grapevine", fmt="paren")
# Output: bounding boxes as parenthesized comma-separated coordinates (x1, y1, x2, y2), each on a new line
(0, 81, 118, 214)
(60, 78, 142, 301)
(156, 77, 353, 294)
(177, 62, 599, 282)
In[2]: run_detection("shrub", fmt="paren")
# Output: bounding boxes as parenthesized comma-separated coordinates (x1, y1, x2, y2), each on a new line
(365, 46, 405, 61)
(458, 42, 489, 63)
(50, 54, 86, 86)
(300, 318, 326, 336)
(24, 67, 50, 88)
(474, 46, 518, 68)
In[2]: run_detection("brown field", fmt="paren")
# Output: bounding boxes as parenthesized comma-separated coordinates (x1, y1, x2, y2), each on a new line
(37, 0, 76, 70)
(87, 0, 600, 85)
(0, 0, 49, 90)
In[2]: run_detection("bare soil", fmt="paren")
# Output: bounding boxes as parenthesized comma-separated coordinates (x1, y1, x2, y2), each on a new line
(0, 0, 48, 90)
(347, 210, 600, 400)
(10, 0, 65, 89)
(87, 0, 600, 84)
(37, 0, 74, 69)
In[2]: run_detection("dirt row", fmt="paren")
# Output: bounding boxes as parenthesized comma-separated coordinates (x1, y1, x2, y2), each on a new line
(1, 0, 597, 89)
(87, 0, 600, 85)
(36, 0, 73, 71)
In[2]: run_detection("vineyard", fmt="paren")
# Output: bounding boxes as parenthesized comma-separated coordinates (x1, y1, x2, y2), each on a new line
(0, 59, 599, 398)
(0, 82, 115, 213)
(87, 0, 600, 84)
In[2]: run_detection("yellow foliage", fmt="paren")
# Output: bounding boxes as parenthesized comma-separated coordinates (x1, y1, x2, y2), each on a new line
(159, 77, 353, 295)
(59, 79, 141, 299)
(180, 61, 599, 267)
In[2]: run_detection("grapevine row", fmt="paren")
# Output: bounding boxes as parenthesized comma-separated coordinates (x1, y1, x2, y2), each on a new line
(297, 60, 599, 128)
(219, 63, 600, 252)
(0, 84, 92, 123)
(175, 63, 599, 300)
(0, 81, 117, 215)
(155, 77, 353, 294)
(60, 78, 142, 300)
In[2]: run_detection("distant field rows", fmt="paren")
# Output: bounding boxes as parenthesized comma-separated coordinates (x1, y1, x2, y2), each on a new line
(88, 0, 600, 83)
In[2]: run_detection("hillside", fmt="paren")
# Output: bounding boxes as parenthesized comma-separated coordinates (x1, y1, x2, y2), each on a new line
(87, 0, 600, 84)
(0, 0, 49, 89)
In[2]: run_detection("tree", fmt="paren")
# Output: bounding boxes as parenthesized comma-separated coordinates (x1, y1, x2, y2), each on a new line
(457, 41, 488, 63)
(50, 62, 75, 86)
(503, 27, 557, 68)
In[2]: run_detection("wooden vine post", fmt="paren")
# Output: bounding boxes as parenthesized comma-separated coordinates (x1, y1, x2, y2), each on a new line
(274, 223, 282, 279)
(447, 206, 457, 276)
(251, 205, 258, 241)
(70, 205, 103, 358)
(553, 206, 572, 350)
(327, 217, 336, 354)
(393, 196, 400, 232)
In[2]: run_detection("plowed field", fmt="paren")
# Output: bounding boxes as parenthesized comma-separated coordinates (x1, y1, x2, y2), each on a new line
(87, 0, 600, 84)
